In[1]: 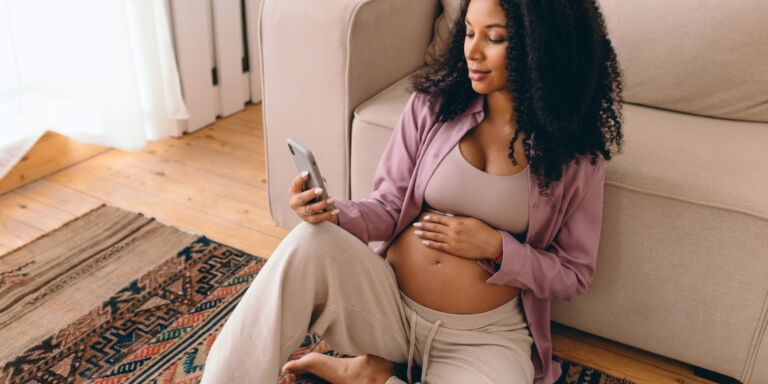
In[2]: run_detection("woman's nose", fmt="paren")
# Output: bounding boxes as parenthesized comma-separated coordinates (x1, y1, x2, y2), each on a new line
(466, 38, 483, 61)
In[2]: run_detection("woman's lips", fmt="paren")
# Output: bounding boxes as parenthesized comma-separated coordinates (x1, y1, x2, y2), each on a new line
(469, 69, 490, 81)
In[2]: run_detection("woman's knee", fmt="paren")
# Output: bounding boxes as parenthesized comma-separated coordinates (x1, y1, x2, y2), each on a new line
(273, 221, 357, 266)
(285, 221, 343, 248)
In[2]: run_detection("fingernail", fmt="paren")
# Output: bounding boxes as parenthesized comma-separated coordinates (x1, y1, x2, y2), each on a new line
(314, 187, 323, 195)
(414, 230, 423, 236)
(424, 215, 431, 221)
(413, 222, 422, 228)
(326, 197, 335, 204)
(421, 240, 430, 246)
(301, 170, 308, 178)
(330, 209, 340, 215)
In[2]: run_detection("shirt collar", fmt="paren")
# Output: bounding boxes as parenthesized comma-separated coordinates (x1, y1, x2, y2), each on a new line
(457, 91, 537, 152)
(461, 92, 485, 117)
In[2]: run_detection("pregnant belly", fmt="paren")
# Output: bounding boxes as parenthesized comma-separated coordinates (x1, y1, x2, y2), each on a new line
(386, 210, 521, 314)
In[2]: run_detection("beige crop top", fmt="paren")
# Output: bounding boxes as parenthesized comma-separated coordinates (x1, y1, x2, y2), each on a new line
(424, 141, 529, 235)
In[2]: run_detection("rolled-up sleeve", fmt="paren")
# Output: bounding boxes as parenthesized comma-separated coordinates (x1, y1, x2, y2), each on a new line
(333, 92, 428, 244)
(486, 162, 605, 300)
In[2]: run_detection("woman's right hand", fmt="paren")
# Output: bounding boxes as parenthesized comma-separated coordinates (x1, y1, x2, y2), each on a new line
(289, 171, 340, 225)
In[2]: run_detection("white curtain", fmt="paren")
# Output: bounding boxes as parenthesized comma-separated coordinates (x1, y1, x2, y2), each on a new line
(0, 0, 189, 179)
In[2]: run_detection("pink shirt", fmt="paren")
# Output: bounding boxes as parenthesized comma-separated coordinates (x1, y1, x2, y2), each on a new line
(333, 91, 606, 384)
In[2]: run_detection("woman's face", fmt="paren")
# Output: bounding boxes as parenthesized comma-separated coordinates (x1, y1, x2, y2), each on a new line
(463, 0, 509, 94)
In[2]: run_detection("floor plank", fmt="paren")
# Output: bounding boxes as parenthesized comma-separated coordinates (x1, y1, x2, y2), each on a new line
(47, 167, 280, 258)
(0, 213, 44, 250)
(0, 191, 75, 232)
(144, 140, 266, 187)
(64, 154, 286, 239)
(13, 179, 103, 217)
(188, 125, 264, 153)
(551, 324, 715, 384)
(90, 150, 268, 208)
(552, 323, 716, 384)
(0, 131, 109, 194)
(169, 134, 267, 169)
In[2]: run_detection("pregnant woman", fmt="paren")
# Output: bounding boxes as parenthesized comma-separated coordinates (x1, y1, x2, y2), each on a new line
(201, 0, 624, 383)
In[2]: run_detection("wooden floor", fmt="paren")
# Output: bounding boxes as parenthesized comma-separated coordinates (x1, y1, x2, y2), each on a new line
(0, 103, 718, 384)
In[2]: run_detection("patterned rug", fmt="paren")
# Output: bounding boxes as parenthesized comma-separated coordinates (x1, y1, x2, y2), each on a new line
(0, 205, 634, 384)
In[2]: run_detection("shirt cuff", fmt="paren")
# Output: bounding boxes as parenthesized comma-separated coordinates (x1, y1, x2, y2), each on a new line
(331, 198, 368, 243)
(475, 258, 498, 274)
(485, 229, 527, 287)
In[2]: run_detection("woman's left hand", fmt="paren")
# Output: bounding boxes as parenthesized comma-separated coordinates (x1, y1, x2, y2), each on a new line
(413, 213, 502, 260)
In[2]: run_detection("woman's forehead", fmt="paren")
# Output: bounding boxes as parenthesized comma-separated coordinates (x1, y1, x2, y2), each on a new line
(465, 0, 507, 27)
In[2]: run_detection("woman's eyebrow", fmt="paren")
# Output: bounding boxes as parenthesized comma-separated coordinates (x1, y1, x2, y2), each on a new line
(464, 19, 506, 29)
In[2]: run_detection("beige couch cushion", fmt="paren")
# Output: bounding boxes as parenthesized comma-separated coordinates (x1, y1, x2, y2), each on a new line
(424, 0, 462, 65)
(599, 0, 768, 122)
(606, 105, 768, 219)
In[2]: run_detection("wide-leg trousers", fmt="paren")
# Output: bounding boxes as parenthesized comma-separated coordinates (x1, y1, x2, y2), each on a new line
(200, 221, 535, 384)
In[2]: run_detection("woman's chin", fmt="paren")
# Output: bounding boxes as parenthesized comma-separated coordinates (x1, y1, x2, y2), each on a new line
(470, 83, 492, 94)
(471, 84, 508, 96)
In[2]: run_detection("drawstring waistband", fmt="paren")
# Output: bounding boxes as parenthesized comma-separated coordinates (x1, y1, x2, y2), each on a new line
(399, 290, 526, 383)
(406, 311, 442, 384)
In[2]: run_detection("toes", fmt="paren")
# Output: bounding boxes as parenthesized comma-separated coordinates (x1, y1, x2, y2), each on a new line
(295, 353, 347, 382)
(282, 352, 326, 374)
(280, 361, 296, 374)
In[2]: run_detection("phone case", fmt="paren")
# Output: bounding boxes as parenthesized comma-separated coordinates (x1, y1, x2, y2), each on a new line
(287, 138, 331, 207)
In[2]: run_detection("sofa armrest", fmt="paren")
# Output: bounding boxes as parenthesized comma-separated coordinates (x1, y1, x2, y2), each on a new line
(258, 0, 439, 229)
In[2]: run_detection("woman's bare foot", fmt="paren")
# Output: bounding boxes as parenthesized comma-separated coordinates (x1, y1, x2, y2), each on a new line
(281, 352, 395, 384)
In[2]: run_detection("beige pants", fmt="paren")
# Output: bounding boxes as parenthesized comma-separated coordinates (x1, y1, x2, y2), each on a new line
(201, 221, 535, 384)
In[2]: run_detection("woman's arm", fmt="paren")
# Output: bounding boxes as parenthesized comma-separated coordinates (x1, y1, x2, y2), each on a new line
(486, 162, 606, 300)
(332, 92, 430, 243)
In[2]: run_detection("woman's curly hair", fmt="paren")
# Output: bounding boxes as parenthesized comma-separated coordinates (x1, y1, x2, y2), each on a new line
(409, 0, 625, 197)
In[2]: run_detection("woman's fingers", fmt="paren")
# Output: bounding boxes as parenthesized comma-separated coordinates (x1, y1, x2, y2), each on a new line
(305, 207, 340, 224)
(414, 229, 448, 243)
(308, 196, 335, 214)
(412, 220, 447, 234)
(301, 187, 325, 206)
(288, 171, 309, 194)
(290, 185, 323, 209)
(302, 193, 335, 217)
(288, 172, 340, 224)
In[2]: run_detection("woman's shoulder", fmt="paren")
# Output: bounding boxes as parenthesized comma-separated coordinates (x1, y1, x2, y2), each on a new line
(408, 91, 438, 114)
(402, 91, 441, 136)
(586, 154, 605, 180)
(565, 153, 605, 189)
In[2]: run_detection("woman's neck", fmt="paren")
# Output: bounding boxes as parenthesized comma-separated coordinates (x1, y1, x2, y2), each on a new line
(483, 91, 518, 136)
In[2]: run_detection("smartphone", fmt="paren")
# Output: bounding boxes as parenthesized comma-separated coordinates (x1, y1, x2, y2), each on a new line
(287, 138, 332, 208)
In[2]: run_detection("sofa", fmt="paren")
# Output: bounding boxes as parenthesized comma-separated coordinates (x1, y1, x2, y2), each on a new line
(257, 0, 768, 382)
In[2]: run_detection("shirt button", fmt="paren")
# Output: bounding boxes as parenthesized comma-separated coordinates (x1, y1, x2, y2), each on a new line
(533, 203, 539, 209)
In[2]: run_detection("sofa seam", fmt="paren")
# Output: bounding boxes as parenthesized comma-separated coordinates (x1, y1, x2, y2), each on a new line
(353, 114, 403, 133)
(346, 0, 383, 200)
(605, 181, 768, 221)
(623, 101, 768, 125)
(743, 291, 768, 382)
(257, 0, 276, 222)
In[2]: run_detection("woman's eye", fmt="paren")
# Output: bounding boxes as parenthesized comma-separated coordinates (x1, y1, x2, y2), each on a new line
(466, 33, 505, 44)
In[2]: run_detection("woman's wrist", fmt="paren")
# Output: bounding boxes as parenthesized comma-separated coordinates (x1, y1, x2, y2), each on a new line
(491, 231, 503, 263)
(492, 248, 503, 263)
